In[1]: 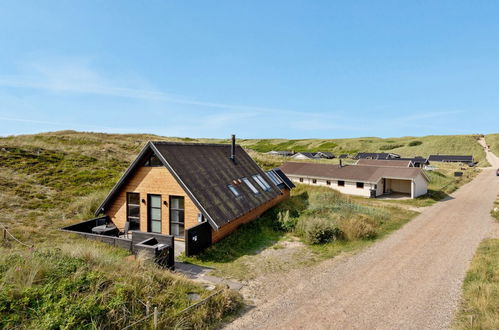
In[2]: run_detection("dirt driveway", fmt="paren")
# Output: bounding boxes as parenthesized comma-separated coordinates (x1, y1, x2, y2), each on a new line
(226, 148, 499, 329)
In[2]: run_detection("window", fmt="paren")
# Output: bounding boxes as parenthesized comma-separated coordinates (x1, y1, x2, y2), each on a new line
(170, 196, 184, 237)
(144, 154, 162, 167)
(326, 180, 331, 185)
(312, 179, 317, 184)
(338, 180, 345, 187)
(299, 178, 304, 182)
(148, 194, 162, 233)
(356, 182, 364, 189)
(127, 193, 140, 230)
(252, 174, 271, 191)
(242, 177, 259, 194)
(266, 171, 282, 185)
(228, 184, 240, 197)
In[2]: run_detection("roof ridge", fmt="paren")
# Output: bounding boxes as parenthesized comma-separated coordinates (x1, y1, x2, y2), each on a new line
(150, 141, 236, 147)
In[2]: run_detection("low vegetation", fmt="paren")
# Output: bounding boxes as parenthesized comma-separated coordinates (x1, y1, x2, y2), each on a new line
(453, 239, 499, 329)
(182, 185, 416, 279)
(238, 134, 489, 166)
(453, 194, 499, 330)
(485, 133, 499, 158)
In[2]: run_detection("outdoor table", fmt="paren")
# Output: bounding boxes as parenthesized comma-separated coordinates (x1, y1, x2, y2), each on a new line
(91, 224, 118, 236)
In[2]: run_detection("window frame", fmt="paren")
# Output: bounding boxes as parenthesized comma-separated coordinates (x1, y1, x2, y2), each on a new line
(147, 194, 162, 233)
(312, 179, 317, 184)
(144, 154, 162, 167)
(299, 178, 304, 182)
(356, 182, 364, 189)
(126, 192, 140, 229)
(326, 180, 331, 185)
(169, 195, 185, 238)
(228, 184, 241, 197)
(338, 180, 345, 187)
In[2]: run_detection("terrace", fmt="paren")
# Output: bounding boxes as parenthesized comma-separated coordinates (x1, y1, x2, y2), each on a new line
(61, 216, 175, 269)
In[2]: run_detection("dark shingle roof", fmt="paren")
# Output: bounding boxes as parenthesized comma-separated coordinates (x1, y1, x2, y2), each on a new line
(356, 159, 413, 167)
(96, 141, 284, 230)
(427, 155, 474, 163)
(339, 154, 349, 159)
(354, 152, 400, 160)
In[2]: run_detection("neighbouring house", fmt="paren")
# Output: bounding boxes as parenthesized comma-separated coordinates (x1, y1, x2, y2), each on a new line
(316, 151, 336, 159)
(77, 136, 293, 256)
(291, 152, 320, 160)
(356, 159, 414, 167)
(339, 154, 349, 159)
(266, 150, 295, 157)
(395, 157, 429, 168)
(428, 155, 474, 165)
(354, 152, 401, 160)
(291, 151, 335, 160)
(280, 161, 429, 199)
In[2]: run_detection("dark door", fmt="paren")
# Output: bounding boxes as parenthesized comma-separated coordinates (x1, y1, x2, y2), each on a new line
(148, 194, 162, 233)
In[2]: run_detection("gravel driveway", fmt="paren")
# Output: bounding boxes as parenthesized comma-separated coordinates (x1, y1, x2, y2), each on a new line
(226, 147, 499, 330)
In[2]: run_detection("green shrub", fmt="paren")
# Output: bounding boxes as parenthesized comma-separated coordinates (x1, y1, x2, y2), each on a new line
(276, 210, 297, 231)
(379, 144, 404, 150)
(408, 140, 423, 146)
(296, 216, 342, 244)
(339, 215, 378, 240)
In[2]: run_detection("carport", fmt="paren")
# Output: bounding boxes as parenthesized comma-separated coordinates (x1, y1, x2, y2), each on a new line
(381, 177, 414, 198)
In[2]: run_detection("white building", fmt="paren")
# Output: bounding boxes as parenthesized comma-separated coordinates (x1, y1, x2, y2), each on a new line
(280, 162, 429, 199)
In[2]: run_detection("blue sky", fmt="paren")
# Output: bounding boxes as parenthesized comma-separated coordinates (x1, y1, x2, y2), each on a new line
(0, 1, 498, 139)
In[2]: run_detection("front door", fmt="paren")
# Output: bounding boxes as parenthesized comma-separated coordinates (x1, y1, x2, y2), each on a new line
(148, 194, 162, 233)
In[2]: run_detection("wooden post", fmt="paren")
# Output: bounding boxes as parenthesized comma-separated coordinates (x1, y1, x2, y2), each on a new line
(153, 307, 158, 329)
(146, 301, 150, 315)
(3, 229, 6, 241)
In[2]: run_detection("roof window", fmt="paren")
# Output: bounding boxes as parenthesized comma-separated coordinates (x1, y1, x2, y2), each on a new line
(228, 184, 241, 197)
(253, 174, 271, 191)
(242, 177, 259, 194)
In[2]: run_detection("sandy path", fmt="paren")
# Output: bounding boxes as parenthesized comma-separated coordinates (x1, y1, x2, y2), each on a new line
(226, 145, 499, 330)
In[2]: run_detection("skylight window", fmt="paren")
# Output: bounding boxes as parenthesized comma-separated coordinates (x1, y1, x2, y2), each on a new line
(228, 184, 240, 197)
(242, 177, 259, 194)
(266, 171, 282, 185)
(252, 174, 271, 191)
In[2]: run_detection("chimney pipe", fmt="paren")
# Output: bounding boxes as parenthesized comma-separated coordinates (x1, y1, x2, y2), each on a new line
(230, 134, 236, 163)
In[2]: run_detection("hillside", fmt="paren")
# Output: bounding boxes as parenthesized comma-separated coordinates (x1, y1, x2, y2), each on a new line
(485, 133, 499, 157)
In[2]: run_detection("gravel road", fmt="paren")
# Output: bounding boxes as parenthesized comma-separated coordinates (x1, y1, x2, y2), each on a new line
(226, 145, 499, 330)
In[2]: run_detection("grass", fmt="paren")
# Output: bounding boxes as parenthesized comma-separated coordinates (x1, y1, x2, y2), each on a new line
(453, 194, 499, 330)
(453, 239, 499, 330)
(181, 185, 416, 280)
(485, 134, 499, 158)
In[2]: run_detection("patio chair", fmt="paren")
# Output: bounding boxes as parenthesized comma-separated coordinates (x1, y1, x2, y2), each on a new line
(120, 221, 130, 239)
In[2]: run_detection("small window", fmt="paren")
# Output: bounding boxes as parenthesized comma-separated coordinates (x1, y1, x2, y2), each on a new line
(243, 177, 259, 194)
(299, 178, 304, 183)
(266, 171, 282, 185)
(228, 184, 240, 197)
(312, 179, 317, 184)
(326, 180, 331, 185)
(252, 174, 271, 191)
(144, 154, 162, 167)
(338, 180, 345, 187)
(356, 182, 364, 189)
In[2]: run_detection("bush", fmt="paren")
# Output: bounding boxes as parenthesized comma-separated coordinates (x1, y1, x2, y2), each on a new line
(339, 215, 378, 240)
(296, 216, 342, 244)
(408, 140, 423, 146)
(379, 144, 404, 150)
(276, 210, 298, 231)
